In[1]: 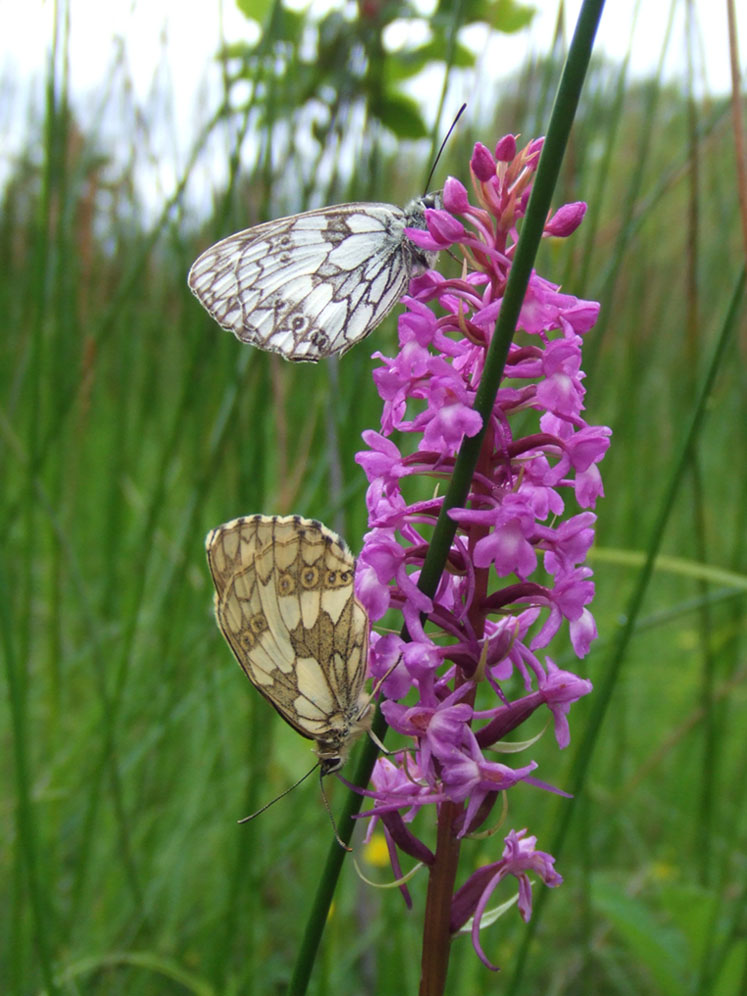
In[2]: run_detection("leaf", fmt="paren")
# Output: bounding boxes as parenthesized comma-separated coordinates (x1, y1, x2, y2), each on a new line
(657, 882, 747, 996)
(371, 92, 428, 139)
(434, 0, 536, 31)
(493, 0, 537, 33)
(591, 874, 687, 996)
(386, 39, 476, 82)
(217, 41, 254, 62)
(236, 0, 275, 27)
(262, 3, 306, 45)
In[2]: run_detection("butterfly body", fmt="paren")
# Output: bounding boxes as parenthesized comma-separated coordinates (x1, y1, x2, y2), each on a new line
(189, 195, 440, 362)
(205, 514, 371, 773)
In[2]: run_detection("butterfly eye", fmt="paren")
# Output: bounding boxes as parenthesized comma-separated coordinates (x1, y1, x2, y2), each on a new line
(309, 331, 329, 350)
(300, 566, 319, 589)
(250, 613, 268, 635)
(325, 569, 351, 588)
(277, 573, 296, 595)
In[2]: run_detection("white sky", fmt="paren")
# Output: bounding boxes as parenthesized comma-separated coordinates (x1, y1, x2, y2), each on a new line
(1, 0, 744, 211)
(2, 0, 742, 98)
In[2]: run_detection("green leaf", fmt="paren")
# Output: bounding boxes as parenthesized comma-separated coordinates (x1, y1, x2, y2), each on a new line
(262, 3, 306, 45)
(657, 882, 747, 995)
(371, 92, 428, 139)
(657, 882, 718, 967)
(217, 40, 254, 62)
(434, 0, 536, 31)
(386, 39, 475, 82)
(711, 942, 747, 996)
(493, 0, 537, 33)
(591, 874, 687, 996)
(236, 0, 275, 27)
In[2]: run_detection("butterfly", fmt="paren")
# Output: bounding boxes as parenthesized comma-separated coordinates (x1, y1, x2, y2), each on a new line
(205, 514, 371, 775)
(188, 195, 441, 362)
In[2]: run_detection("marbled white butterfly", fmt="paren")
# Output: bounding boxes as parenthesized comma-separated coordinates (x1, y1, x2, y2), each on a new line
(188, 195, 440, 362)
(205, 514, 371, 774)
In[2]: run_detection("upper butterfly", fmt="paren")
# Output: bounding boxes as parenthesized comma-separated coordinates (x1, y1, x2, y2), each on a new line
(188, 194, 441, 362)
(205, 514, 371, 774)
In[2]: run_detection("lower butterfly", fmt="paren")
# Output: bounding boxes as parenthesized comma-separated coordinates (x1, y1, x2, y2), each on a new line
(188, 196, 440, 362)
(205, 514, 371, 775)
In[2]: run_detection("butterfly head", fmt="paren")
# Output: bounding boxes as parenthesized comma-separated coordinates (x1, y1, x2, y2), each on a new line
(313, 690, 373, 776)
(404, 192, 442, 273)
(404, 191, 442, 218)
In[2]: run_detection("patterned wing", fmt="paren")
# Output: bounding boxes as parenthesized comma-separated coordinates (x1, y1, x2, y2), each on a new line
(188, 200, 436, 362)
(205, 515, 370, 770)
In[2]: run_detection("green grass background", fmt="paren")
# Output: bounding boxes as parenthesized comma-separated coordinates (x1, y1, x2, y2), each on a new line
(2, 1, 746, 993)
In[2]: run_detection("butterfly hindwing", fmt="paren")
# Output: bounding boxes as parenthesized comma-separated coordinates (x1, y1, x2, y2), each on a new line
(205, 515, 371, 771)
(188, 198, 439, 362)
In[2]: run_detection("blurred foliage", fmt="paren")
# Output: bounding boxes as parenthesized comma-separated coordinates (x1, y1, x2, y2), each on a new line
(229, 0, 533, 138)
(1, 0, 746, 994)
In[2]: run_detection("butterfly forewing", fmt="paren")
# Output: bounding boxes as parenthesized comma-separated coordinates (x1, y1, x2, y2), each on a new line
(205, 514, 371, 771)
(188, 197, 440, 362)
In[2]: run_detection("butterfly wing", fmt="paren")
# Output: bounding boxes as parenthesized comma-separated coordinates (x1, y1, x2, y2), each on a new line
(188, 201, 433, 362)
(206, 515, 370, 766)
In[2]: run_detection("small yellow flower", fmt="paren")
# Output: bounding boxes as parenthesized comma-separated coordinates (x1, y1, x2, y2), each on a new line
(362, 831, 391, 868)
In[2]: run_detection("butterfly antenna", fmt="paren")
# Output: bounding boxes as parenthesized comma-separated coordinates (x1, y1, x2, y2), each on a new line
(237, 762, 320, 823)
(370, 654, 402, 699)
(423, 102, 467, 194)
(320, 772, 353, 851)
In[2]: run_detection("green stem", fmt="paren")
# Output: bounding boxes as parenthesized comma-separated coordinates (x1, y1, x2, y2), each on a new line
(288, 2, 605, 991)
(1, 561, 60, 996)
